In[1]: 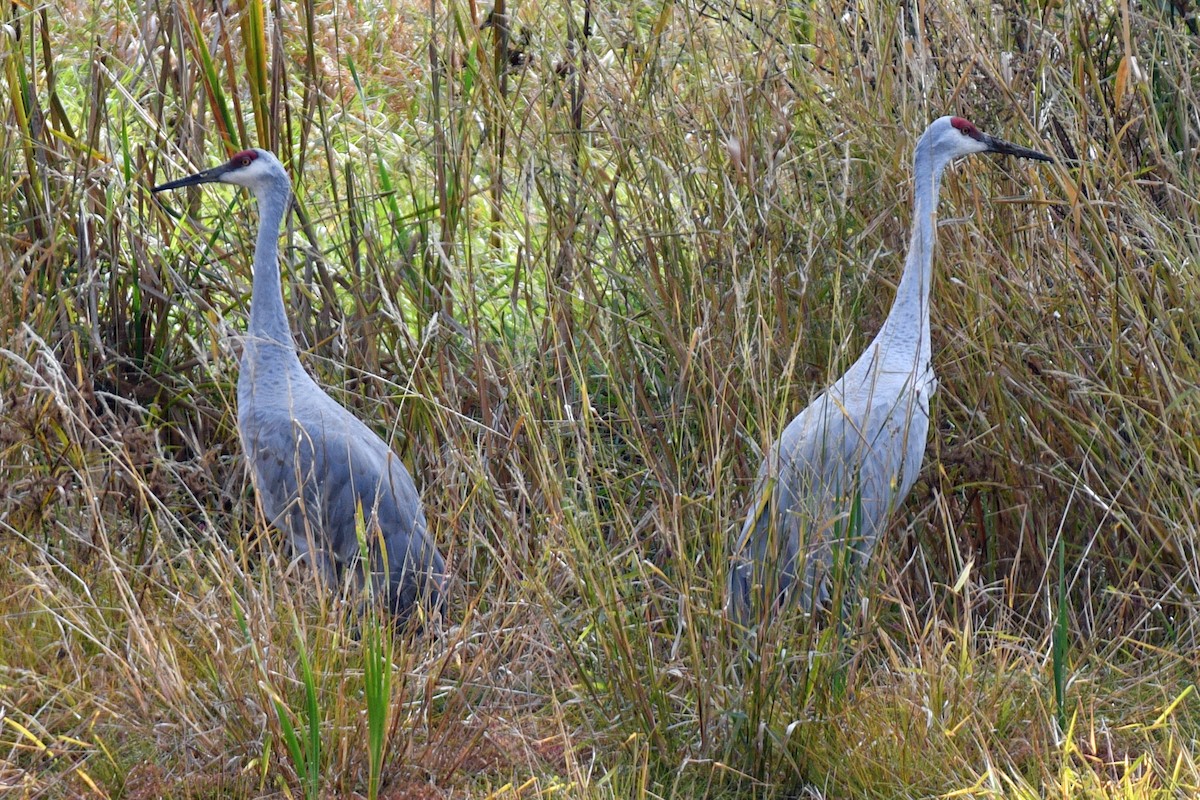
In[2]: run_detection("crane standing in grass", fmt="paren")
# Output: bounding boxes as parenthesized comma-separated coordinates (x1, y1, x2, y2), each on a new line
(155, 149, 447, 626)
(727, 116, 1051, 626)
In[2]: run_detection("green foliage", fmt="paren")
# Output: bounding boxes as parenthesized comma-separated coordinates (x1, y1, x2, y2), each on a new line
(362, 611, 392, 800)
(272, 610, 323, 800)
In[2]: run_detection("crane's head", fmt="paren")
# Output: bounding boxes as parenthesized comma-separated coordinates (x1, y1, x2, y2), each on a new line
(922, 116, 1053, 166)
(153, 148, 288, 195)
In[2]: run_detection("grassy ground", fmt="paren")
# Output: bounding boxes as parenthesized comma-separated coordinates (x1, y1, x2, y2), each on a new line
(2, 0, 1199, 796)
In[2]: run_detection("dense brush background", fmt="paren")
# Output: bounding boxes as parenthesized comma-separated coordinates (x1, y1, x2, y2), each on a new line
(2, 0, 1199, 796)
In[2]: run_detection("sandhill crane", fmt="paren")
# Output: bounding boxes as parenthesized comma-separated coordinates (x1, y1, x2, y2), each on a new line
(155, 149, 447, 626)
(727, 116, 1051, 627)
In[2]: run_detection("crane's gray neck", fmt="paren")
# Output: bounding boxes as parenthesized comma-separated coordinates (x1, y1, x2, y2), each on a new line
(876, 136, 946, 370)
(246, 174, 297, 350)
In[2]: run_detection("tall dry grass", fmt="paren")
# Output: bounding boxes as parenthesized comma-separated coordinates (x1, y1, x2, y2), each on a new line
(1, 0, 1198, 797)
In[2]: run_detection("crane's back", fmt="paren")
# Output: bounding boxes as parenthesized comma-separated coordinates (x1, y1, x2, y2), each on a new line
(729, 346, 933, 620)
(237, 339, 446, 624)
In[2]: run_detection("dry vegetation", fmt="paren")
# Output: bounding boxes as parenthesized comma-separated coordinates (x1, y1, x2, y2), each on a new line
(2, 0, 1199, 797)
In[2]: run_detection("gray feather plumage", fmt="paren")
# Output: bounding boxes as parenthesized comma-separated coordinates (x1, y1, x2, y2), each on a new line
(239, 341, 446, 621)
(728, 116, 1050, 626)
(728, 346, 934, 621)
(155, 149, 446, 624)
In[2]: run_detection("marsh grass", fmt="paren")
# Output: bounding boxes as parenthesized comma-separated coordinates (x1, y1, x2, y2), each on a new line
(2, 0, 1199, 797)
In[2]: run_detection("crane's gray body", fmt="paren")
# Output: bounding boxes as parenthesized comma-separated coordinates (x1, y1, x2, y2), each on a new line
(728, 116, 1050, 625)
(156, 149, 446, 623)
(237, 337, 445, 620)
(728, 317, 936, 618)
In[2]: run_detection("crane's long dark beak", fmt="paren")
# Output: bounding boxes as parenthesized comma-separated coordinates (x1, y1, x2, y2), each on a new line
(982, 134, 1053, 162)
(153, 163, 231, 192)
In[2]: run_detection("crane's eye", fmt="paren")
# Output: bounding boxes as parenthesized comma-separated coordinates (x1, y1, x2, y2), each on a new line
(240, 156, 252, 167)
(950, 117, 979, 138)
